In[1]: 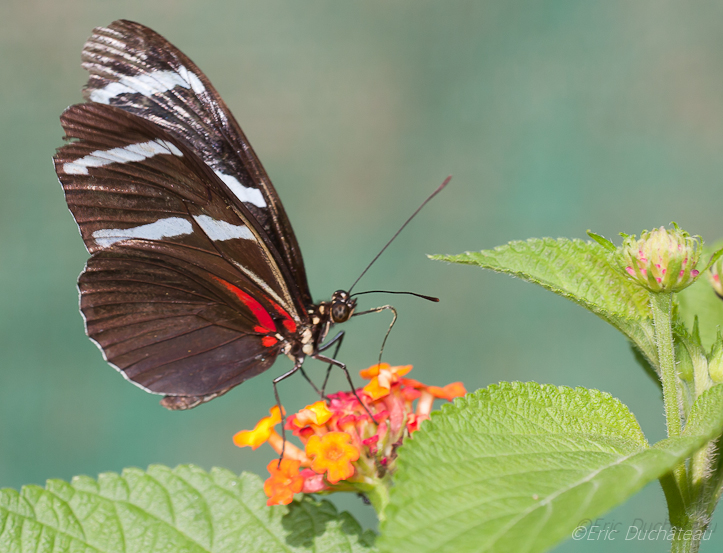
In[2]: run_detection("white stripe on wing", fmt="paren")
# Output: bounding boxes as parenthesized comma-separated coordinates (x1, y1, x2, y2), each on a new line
(92, 217, 192, 247)
(193, 215, 255, 242)
(89, 65, 206, 104)
(63, 139, 183, 175)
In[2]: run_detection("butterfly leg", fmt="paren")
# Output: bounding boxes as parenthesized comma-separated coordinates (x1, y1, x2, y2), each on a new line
(317, 331, 346, 397)
(273, 361, 302, 464)
(298, 367, 323, 396)
(313, 352, 375, 421)
(286, 333, 345, 398)
(352, 305, 398, 366)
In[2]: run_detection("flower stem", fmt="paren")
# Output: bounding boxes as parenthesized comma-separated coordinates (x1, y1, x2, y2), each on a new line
(651, 293, 682, 438)
(360, 476, 391, 521)
(651, 292, 691, 512)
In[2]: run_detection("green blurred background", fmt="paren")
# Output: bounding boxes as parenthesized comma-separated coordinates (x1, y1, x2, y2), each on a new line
(2, 1, 723, 550)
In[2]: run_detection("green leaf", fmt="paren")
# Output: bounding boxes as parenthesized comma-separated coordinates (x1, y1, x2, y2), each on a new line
(0, 465, 376, 553)
(586, 231, 616, 252)
(379, 383, 723, 553)
(676, 241, 723, 351)
(671, 321, 709, 413)
(677, 279, 723, 352)
(432, 239, 650, 319)
(682, 383, 723, 438)
(431, 239, 658, 365)
(702, 245, 723, 273)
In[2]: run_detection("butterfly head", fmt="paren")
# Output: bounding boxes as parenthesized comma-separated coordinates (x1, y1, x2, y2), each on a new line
(330, 290, 356, 323)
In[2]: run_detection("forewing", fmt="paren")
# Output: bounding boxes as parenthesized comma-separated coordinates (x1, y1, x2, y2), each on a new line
(80, 19, 311, 310)
(55, 103, 301, 407)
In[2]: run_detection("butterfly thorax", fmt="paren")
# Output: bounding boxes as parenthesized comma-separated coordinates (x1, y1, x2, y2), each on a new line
(285, 290, 356, 362)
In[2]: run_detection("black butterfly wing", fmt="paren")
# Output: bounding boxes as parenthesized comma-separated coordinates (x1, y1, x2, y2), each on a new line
(79, 19, 312, 313)
(55, 103, 304, 409)
(80, 248, 277, 410)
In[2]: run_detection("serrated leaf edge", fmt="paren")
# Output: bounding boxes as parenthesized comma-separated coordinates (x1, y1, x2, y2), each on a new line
(0, 466, 292, 553)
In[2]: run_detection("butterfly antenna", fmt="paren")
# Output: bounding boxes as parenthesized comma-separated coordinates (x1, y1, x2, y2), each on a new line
(348, 175, 452, 293)
(351, 290, 439, 302)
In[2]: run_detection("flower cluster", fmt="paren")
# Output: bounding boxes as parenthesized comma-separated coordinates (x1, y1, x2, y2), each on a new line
(619, 225, 702, 293)
(234, 363, 466, 507)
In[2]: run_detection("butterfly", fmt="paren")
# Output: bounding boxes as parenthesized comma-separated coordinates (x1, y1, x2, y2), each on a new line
(53, 20, 371, 410)
(54, 20, 448, 411)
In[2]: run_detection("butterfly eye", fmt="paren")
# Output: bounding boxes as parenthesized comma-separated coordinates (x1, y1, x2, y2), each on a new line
(333, 300, 357, 323)
(331, 302, 350, 323)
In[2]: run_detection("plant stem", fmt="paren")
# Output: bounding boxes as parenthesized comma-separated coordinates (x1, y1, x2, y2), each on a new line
(357, 476, 391, 520)
(671, 532, 693, 553)
(670, 518, 709, 553)
(689, 445, 711, 504)
(651, 293, 681, 437)
(660, 473, 686, 527)
(651, 292, 691, 515)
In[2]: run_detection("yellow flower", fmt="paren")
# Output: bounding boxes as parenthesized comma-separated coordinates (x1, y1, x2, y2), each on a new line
(293, 401, 333, 427)
(233, 406, 283, 450)
(305, 431, 360, 483)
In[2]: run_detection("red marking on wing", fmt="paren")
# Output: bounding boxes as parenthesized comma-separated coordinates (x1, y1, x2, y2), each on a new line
(212, 276, 275, 333)
(262, 336, 278, 347)
(268, 301, 297, 333)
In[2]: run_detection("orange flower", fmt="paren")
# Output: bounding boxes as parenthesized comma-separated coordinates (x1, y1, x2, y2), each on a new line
(400, 377, 425, 389)
(306, 431, 360, 483)
(359, 363, 388, 379)
(363, 376, 391, 400)
(234, 361, 467, 507)
(362, 364, 413, 400)
(427, 382, 466, 401)
(360, 363, 412, 380)
(264, 459, 303, 506)
(233, 406, 283, 450)
(293, 401, 333, 428)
